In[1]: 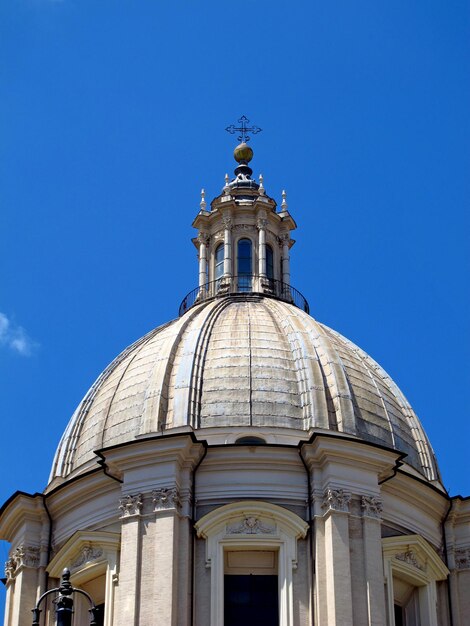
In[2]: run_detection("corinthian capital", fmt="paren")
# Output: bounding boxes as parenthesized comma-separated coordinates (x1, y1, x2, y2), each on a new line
(361, 495, 383, 518)
(321, 488, 351, 514)
(119, 494, 143, 518)
(222, 216, 232, 230)
(197, 231, 210, 246)
(278, 233, 291, 246)
(152, 487, 181, 511)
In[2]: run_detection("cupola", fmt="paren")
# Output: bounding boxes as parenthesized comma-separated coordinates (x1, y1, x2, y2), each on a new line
(182, 139, 308, 315)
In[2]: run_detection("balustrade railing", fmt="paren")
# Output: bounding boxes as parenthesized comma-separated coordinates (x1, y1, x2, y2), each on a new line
(179, 275, 310, 316)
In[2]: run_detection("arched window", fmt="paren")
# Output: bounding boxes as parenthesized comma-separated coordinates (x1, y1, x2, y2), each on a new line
(215, 243, 224, 285)
(195, 501, 308, 626)
(266, 244, 274, 280)
(237, 239, 252, 292)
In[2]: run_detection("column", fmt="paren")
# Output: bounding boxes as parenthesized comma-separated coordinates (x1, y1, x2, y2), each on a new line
(361, 496, 387, 626)
(115, 494, 143, 626)
(281, 234, 291, 286)
(257, 218, 267, 277)
(152, 488, 181, 626)
(197, 233, 208, 289)
(222, 216, 232, 278)
(4, 545, 41, 626)
(321, 489, 354, 626)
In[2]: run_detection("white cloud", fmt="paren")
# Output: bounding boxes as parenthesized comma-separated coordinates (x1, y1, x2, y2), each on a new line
(0, 312, 38, 357)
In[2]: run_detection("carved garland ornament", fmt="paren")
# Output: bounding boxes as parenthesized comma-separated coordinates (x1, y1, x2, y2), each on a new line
(227, 516, 276, 535)
(221, 216, 232, 229)
(4, 545, 40, 580)
(119, 494, 143, 518)
(395, 549, 425, 572)
(455, 548, 470, 570)
(321, 488, 351, 514)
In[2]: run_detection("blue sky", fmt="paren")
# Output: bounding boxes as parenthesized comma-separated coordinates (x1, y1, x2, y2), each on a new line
(1, 0, 469, 612)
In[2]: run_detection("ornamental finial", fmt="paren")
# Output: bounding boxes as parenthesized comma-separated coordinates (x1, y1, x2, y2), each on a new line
(200, 189, 207, 211)
(259, 174, 265, 195)
(281, 189, 288, 210)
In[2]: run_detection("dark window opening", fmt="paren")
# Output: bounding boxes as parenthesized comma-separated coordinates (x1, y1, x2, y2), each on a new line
(266, 245, 274, 280)
(394, 604, 404, 626)
(236, 436, 266, 445)
(215, 243, 225, 285)
(93, 603, 105, 626)
(224, 575, 278, 626)
(237, 239, 252, 291)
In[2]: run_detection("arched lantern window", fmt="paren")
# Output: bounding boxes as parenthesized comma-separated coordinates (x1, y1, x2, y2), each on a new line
(237, 239, 252, 292)
(215, 243, 224, 284)
(266, 244, 274, 280)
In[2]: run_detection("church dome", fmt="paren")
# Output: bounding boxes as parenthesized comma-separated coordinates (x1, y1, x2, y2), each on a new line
(50, 294, 439, 484)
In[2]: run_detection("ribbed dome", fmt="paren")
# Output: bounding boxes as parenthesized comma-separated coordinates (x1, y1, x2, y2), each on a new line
(50, 296, 439, 483)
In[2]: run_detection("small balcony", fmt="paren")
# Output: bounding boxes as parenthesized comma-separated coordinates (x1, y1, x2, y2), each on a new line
(179, 275, 310, 316)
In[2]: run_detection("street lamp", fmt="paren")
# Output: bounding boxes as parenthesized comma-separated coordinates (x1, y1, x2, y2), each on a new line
(32, 568, 101, 626)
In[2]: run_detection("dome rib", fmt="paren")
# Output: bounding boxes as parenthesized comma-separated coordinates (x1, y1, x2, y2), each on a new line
(325, 326, 439, 482)
(308, 320, 357, 434)
(49, 297, 441, 485)
(264, 299, 329, 429)
(189, 298, 235, 429)
(50, 321, 174, 480)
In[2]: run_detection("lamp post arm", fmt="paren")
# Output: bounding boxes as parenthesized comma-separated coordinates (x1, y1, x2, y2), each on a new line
(32, 587, 61, 625)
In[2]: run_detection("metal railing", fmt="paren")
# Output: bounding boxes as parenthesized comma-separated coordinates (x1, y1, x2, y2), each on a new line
(179, 275, 310, 316)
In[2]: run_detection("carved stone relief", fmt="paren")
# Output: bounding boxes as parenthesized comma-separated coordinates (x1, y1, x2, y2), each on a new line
(395, 549, 425, 571)
(71, 545, 103, 569)
(119, 494, 143, 518)
(152, 487, 181, 511)
(321, 488, 351, 514)
(227, 516, 276, 535)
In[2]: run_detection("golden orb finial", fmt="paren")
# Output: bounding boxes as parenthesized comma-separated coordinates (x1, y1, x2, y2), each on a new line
(234, 142, 254, 164)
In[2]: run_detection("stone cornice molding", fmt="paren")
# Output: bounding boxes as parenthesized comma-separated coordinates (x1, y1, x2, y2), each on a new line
(0, 492, 46, 544)
(382, 535, 448, 583)
(302, 435, 400, 481)
(196, 501, 308, 541)
(97, 434, 205, 477)
(47, 530, 120, 579)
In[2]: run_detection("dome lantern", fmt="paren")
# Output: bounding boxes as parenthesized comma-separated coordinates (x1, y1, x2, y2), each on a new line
(184, 120, 304, 315)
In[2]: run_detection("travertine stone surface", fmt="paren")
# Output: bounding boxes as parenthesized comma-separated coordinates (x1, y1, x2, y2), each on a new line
(51, 296, 439, 484)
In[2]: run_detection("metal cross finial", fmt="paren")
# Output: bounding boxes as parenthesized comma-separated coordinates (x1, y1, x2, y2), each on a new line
(225, 115, 262, 143)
